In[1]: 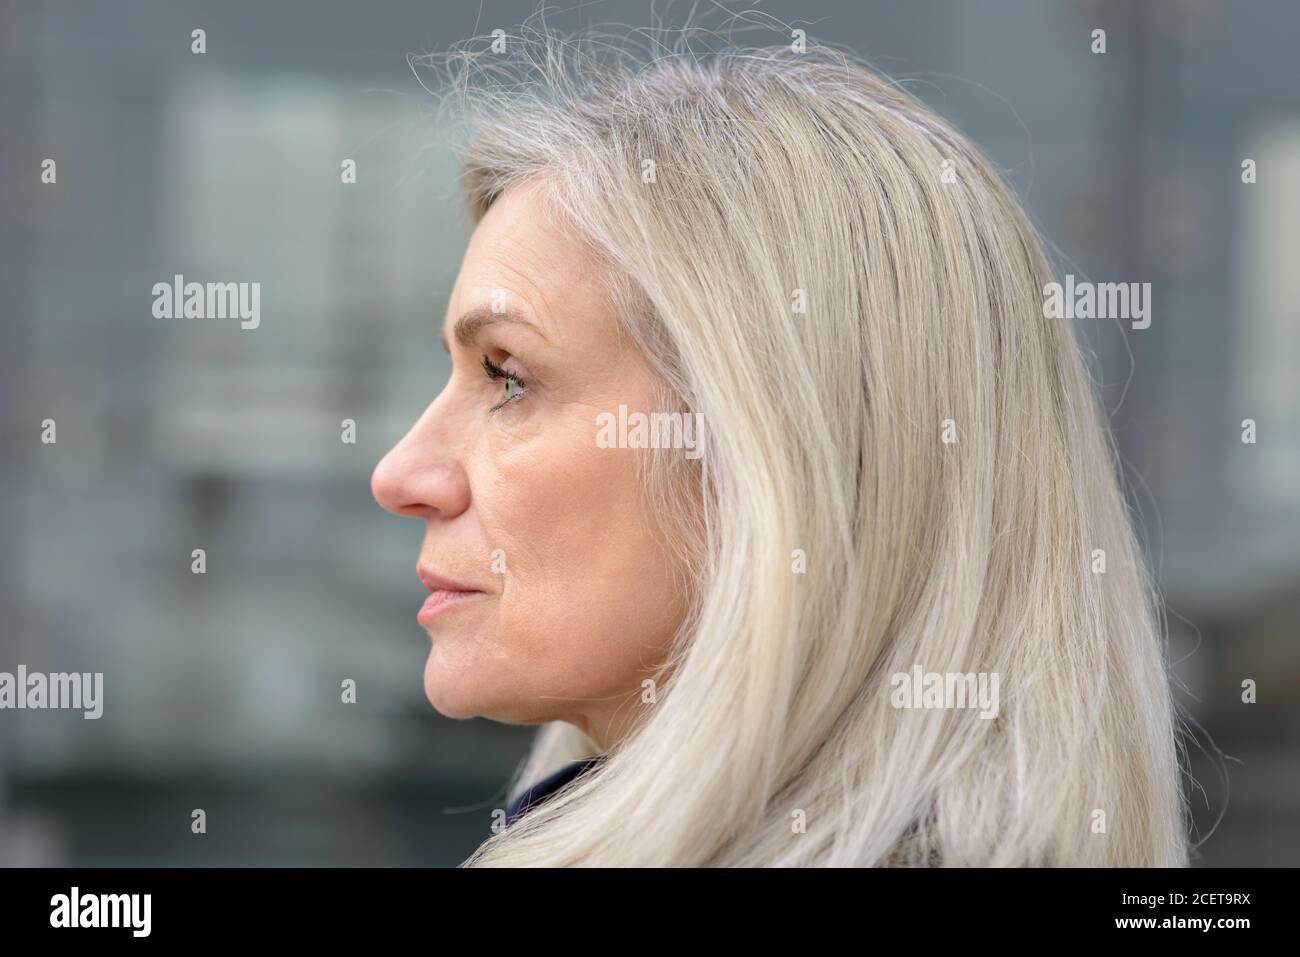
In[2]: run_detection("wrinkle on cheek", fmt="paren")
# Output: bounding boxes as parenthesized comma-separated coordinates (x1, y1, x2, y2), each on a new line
(483, 432, 644, 592)
(474, 422, 548, 566)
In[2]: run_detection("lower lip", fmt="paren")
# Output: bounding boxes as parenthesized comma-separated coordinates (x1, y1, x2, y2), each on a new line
(418, 589, 484, 625)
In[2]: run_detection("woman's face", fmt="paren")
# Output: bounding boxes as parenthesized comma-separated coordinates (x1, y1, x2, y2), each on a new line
(371, 182, 688, 750)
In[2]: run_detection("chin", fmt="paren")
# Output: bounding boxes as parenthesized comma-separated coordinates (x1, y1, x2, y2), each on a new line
(421, 648, 530, 722)
(421, 651, 481, 719)
(424, 651, 567, 729)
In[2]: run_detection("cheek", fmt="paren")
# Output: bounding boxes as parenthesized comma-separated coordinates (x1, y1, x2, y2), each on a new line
(470, 411, 686, 692)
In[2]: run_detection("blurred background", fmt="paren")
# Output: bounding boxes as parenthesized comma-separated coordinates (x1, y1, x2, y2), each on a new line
(0, 0, 1296, 866)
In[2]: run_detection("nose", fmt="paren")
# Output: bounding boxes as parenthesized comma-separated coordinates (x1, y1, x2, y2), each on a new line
(371, 404, 471, 521)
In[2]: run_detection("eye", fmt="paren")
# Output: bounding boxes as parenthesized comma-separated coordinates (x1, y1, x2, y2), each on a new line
(481, 354, 528, 412)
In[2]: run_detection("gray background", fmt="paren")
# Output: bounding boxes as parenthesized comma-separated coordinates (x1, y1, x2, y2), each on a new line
(1, 0, 1297, 866)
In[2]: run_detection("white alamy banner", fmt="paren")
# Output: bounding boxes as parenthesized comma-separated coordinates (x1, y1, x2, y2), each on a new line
(0, 665, 103, 719)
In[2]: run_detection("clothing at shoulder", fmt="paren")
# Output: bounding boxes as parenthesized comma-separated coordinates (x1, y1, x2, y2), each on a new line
(504, 755, 606, 827)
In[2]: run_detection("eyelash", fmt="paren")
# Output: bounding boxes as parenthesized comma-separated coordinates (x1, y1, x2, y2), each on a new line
(480, 354, 528, 412)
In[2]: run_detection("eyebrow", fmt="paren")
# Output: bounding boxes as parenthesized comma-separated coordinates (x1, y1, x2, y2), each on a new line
(440, 306, 545, 353)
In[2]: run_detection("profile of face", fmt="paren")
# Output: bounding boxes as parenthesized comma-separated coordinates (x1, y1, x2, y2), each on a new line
(371, 181, 689, 750)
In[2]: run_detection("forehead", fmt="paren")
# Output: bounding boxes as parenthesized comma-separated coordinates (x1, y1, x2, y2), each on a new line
(445, 183, 595, 336)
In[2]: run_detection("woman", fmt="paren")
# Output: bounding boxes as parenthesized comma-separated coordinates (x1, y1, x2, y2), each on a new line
(371, 27, 1189, 866)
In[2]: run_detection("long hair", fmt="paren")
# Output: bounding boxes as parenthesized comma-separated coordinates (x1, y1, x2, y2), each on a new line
(423, 21, 1189, 866)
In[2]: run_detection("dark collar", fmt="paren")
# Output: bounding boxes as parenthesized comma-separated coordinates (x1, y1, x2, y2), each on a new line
(504, 755, 605, 827)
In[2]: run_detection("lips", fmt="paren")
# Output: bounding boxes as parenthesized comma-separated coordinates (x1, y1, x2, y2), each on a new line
(417, 566, 481, 594)
(416, 566, 486, 626)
